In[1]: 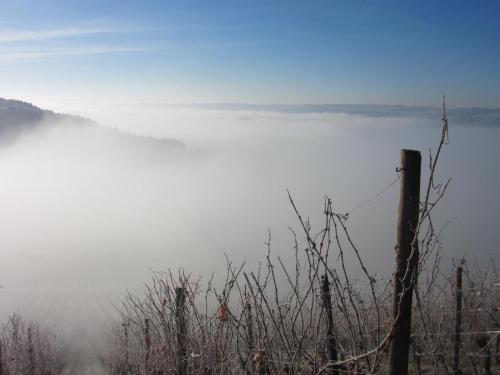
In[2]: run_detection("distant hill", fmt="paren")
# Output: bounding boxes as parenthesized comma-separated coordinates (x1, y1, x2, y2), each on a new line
(0, 98, 93, 133)
(178, 103, 500, 127)
(0, 98, 184, 150)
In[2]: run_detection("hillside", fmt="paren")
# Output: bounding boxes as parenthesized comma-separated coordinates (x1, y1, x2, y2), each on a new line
(0, 98, 184, 150)
(0, 98, 92, 132)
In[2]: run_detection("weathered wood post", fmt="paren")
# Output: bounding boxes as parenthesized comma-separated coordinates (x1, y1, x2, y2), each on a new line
(122, 321, 130, 375)
(245, 297, 255, 374)
(144, 318, 151, 374)
(321, 274, 338, 375)
(452, 259, 464, 374)
(27, 327, 35, 375)
(388, 149, 421, 375)
(176, 287, 187, 375)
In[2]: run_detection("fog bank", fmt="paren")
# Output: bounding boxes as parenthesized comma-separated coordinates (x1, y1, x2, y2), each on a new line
(0, 105, 498, 335)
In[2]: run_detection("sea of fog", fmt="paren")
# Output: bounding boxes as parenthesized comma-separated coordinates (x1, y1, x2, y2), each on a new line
(0, 105, 498, 345)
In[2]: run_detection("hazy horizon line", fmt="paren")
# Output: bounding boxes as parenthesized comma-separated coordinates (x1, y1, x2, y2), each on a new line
(2, 97, 500, 128)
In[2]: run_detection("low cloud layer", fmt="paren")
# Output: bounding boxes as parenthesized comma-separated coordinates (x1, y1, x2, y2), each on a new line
(0, 105, 498, 338)
(173, 103, 500, 127)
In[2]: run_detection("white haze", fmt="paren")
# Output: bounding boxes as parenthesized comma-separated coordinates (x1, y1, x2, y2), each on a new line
(0, 106, 499, 339)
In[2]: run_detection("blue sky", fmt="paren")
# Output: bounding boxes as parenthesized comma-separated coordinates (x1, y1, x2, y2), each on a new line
(0, 0, 499, 107)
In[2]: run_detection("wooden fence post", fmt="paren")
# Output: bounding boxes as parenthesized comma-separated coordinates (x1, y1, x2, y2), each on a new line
(27, 327, 35, 375)
(144, 318, 151, 374)
(245, 297, 255, 374)
(123, 322, 130, 375)
(176, 287, 187, 375)
(321, 274, 338, 375)
(452, 259, 464, 374)
(388, 149, 421, 375)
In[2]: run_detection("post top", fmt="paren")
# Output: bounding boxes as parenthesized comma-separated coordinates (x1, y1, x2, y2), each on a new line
(401, 149, 421, 155)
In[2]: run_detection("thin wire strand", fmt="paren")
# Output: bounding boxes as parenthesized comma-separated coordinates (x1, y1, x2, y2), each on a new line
(346, 175, 400, 216)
